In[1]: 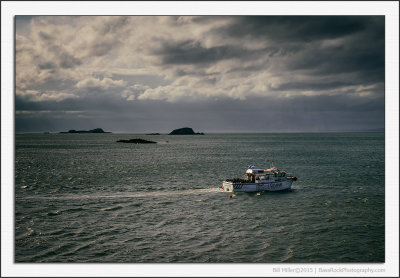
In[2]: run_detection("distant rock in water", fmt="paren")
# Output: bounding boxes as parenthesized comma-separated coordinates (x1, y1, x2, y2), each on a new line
(146, 133, 161, 135)
(116, 138, 157, 144)
(60, 128, 111, 134)
(169, 127, 204, 135)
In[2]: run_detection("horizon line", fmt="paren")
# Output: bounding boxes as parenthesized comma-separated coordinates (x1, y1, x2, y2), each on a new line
(16, 130, 385, 135)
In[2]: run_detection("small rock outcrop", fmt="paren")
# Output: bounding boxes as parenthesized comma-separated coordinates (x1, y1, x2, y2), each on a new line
(116, 138, 157, 144)
(168, 127, 204, 135)
(60, 128, 111, 134)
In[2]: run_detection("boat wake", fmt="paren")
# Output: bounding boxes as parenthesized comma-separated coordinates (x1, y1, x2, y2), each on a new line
(18, 187, 224, 200)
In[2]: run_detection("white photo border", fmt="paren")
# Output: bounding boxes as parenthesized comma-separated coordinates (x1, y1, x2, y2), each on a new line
(2, 1, 399, 277)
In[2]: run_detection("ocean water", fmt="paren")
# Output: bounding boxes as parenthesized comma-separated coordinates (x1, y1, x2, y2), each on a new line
(15, 133, 384, 262)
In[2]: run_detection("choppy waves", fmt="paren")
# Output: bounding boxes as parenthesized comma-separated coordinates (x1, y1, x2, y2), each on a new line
(15, 133, 385, 262)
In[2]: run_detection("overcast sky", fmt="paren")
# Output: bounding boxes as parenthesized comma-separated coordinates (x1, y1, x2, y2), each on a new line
(15, 16, 385, 133)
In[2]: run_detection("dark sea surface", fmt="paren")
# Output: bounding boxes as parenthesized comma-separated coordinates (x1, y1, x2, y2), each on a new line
(15, 133, 385, 263)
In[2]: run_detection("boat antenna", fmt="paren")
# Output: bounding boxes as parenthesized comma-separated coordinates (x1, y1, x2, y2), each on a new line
(270, 154, 275, 169)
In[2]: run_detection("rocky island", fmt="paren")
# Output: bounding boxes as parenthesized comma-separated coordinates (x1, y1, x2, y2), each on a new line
(168, 127, 204, 135)
(60, 128, 111, 134)
(116, 138, 157, 144)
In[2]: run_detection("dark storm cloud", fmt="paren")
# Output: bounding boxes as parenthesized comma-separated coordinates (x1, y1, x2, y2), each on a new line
(217, 16, 369, 42)
(151, 37, 305, 68)
(152, 40, 238, 65)
(285, 43, 384, 76)
(224, 16, 384, 95)
(150, 16, 384, 93)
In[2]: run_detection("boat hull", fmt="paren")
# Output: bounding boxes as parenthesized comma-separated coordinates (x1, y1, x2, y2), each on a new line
(222, 180, 292, 192)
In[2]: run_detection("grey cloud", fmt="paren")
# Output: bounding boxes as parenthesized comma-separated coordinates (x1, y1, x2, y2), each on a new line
(152, 40, 237, 65)
(22, 34, 82, 71)
(270, 81, 356, 92)
(89, 42, 115, 57)
(99, 16, 130, 34)
(81, 17, 129, 57)
(38, 61, 57, 70)
(226, 64, 268, 75)
(286, 44, 384, 76)
(44, 45, 83, 69)
(38, 31, 54, 41)
(150, 16, 384, 93)
(59, 55, 82, 69)
(216, 16, 370, 42)
(151, 39, 269, 66)
(215, 16, 384, 78)
(29, 77, 77, 92)
(111, 73, 170, 88)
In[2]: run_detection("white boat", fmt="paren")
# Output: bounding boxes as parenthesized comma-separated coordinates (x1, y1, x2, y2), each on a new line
(222, 164, 297, 193)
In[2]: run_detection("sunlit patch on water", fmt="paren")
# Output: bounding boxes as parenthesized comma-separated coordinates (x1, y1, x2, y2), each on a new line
(100, 205, 123, 211)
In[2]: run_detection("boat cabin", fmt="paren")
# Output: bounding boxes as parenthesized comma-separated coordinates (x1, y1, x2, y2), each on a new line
(244, 168, 286, 182)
